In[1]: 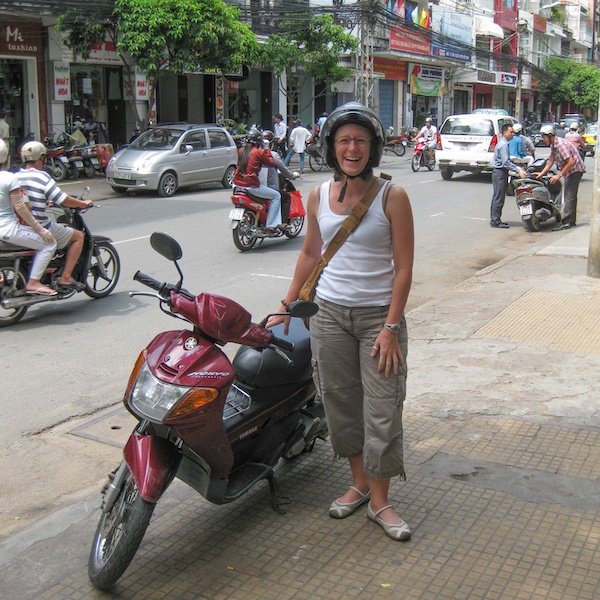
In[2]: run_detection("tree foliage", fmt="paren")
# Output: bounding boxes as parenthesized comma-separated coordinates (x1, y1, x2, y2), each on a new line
(258, 15, 358, 115)
(537, 56, 600, 112)
(56, 0, 257, 130)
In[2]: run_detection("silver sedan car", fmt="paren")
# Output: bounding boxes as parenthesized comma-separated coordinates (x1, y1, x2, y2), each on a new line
(106, 123, 238, 197)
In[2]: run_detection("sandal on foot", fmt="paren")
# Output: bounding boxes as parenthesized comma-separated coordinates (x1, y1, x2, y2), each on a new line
(58, 280, 85, 291)
(26, 286, 57, 296)
(367, 503, 411, 541)
(329, 486, 370, 519)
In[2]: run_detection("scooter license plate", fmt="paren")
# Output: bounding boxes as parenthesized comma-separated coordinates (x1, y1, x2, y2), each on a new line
(519, 204, 533, 216)
(229, 208, 245, 220)
(74, 160, 84, 168)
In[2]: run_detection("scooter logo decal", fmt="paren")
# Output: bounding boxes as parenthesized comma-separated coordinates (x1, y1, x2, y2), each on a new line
(184, 337, 197, 350)
(188, 371, 231, 378)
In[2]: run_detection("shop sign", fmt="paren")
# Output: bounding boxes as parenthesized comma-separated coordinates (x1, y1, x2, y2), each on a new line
(477, 70, 496, 84)
(500, 73, 516, 86)
(83, 40, 121, 64)
(373, 58, 406, 80)
(409, 64, 443, 97)
(0, 21, 42, 56)
(390, 26, 430, 55)
(53, 62, 71, 101)
(135, 68, 149, 100)
(430, 7, 472, 63)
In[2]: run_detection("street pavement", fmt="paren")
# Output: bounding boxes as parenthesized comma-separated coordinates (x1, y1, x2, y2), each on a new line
(1, 174, 599, 598)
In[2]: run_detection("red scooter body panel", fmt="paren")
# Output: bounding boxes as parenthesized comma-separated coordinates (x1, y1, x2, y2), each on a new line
(231, 193, 268, 223)
(124, 433, 180, 503)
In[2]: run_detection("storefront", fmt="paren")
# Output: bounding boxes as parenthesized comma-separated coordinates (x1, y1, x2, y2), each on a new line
(0, 17, 45, 155)
(373, 58, 407, 133)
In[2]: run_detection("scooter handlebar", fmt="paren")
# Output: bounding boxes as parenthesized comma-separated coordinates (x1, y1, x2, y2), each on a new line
(270, 335, 294, 353)
(133, 270, 165, 293)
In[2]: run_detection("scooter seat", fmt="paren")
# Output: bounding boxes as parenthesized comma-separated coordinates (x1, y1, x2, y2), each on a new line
(232, 186, 268, 203)
(0, 240, 34, 252)
(233, 318, 312, 387)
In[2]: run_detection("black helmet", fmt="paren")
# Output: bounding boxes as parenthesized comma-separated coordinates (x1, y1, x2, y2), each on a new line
(321, 102, 385, 170)
(247, 126, 263, 144)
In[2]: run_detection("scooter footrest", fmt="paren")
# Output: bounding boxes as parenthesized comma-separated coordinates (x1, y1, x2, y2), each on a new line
(224, 462, 272, 501)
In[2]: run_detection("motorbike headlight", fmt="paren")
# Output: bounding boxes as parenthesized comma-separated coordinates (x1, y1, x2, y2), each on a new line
(129, 362, 191, 422)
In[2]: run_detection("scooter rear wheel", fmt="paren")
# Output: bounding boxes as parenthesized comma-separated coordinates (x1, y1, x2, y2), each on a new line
(0, 265, 29, 327)
(393, 143, 406, 157)
(285, 216, 304, 238)
(524, 212, 541, 232)
(233, 210, 258, 251)
(89, 466, 155, 590)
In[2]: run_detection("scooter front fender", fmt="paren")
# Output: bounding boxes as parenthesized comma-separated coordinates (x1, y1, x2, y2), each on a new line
(124, 432, 180, 503)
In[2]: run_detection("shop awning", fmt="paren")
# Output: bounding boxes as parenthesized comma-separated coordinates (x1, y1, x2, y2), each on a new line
(475, 16, 505, 39)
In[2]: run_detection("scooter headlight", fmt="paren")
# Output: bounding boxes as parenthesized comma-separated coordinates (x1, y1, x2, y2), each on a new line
(129, 362, 191, 422)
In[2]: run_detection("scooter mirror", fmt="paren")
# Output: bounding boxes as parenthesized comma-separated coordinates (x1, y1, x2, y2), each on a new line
(287, 300, 318, 319)
(150, 232, 183, 261)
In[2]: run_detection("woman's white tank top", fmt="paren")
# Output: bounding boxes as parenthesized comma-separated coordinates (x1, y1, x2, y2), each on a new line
(316, 179, 394, 306)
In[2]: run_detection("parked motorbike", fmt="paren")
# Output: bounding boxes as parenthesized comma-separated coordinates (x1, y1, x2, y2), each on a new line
(512, 173, 563, 232)
(411, 137, 436, 172)
(230, 178, 305, 251)
(43, 142, 71, 182)
(64, 144, 85, 179)
(383, 131, 409, 157)
(87, 232, 326, 589)
(0, 187, 120, 326)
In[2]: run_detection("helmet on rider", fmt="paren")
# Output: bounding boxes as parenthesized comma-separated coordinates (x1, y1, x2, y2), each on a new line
(21, 141, 47, 162)
(320, 101, 385, 174)
(569, 122, 579, 130)
(512, 123, 523, 134)
(0, 139, 8, 165)
(262, 130, 274, 142)
(425, 117, 432, 124)
(540, 125, 555, 137)
(246, 126, 263, 145)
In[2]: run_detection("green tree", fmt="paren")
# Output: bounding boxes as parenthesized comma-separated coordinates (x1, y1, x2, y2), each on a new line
(56, 0, 257, 130)
(537, 56, 600, 112)
(258, 15, 358, 117)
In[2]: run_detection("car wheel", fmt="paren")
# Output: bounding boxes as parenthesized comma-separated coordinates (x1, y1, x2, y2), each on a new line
(222, 165, 236, 188)
(441, 169, 453, 180)
(158, 172, 177, 197)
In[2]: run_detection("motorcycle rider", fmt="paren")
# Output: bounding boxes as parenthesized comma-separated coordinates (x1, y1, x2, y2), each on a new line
(0, 139, 57, 296)
(259, 131, 299, 225)
(272, 114, 287, 156)
(418, 117, 437, 165)
(17, 141, 93, 290)
(509, 123, 534, 168)
(233, 127, 283, 233)
(565, 122, 586, 159)
(534, 124, 585, 230)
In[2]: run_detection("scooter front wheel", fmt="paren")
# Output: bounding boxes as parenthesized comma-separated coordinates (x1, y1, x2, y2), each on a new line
(411, 154, 421, 172)
(232, 210, 258, 251)
(89, 466, 155, 590)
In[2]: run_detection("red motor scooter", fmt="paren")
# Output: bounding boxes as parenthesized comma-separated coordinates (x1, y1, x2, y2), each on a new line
(88, 232, 327, 590)
(229, 178, 305, 251)
(411, 136, 436, 172)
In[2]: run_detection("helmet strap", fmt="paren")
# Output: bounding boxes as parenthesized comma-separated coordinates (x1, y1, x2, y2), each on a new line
(337, 173, 360, 203)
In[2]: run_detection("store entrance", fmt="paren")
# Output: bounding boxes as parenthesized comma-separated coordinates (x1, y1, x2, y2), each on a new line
(0, 59, 27, 154)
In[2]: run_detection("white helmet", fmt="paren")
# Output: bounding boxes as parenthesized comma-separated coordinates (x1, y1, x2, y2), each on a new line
(0, 139, 8, 164)
(513, 123, 522, 133)
(21, 141, 47, 162)
(569, 122, 579, 130)
(540, 125, 555, 136)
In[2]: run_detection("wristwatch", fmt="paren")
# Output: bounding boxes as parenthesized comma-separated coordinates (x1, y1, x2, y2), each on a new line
(384, 323, 402, 334)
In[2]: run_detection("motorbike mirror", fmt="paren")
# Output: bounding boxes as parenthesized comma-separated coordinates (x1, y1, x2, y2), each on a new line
(150, 232, 183, 261)
(287, 300, 318, 319)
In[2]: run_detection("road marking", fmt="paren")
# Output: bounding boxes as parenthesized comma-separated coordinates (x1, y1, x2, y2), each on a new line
(430, 212, 444, 218)
(465, 216, 487, 221)
(251, 273, 293, 280)
(112, 235, 151, 245)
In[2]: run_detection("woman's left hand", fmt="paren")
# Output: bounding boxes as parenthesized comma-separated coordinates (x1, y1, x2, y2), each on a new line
(371, 329, 404, 377)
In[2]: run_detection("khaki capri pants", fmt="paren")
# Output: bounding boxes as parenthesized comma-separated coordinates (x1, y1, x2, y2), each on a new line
(310, 296, 408, 480)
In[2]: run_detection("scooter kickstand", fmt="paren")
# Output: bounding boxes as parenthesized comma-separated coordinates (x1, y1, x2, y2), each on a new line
(267, 474, 291, 515)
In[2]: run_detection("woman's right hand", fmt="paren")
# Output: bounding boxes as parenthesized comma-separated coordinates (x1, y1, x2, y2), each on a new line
(40, 229, 55, 244)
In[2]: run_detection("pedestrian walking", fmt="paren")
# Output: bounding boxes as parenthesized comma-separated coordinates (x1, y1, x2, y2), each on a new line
(284, 121, 312, 174)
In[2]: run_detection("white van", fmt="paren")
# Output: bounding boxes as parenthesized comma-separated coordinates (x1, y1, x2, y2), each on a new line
(436, 112, 518, 180)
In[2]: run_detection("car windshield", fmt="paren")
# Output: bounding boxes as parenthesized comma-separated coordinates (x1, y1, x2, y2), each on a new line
(131, 128, 184, 150)
(440, 117, 494, 136)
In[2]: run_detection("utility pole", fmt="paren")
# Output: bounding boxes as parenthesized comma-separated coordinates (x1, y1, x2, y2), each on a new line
(515, 19, 527, 122)
(355, 0, 375, 107)
(588, 89, 600, 277)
